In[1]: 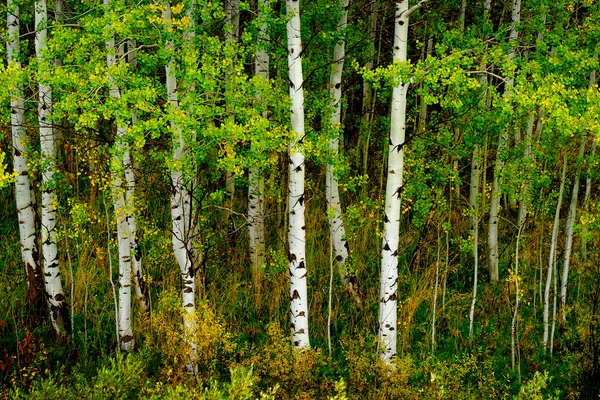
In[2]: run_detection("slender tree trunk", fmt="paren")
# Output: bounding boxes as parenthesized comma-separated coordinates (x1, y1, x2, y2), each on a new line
(468, 145, 480, 340)
(125, 41, 149, 314)
(287, 0, 310, 349)
(431, 229, 441, 353)
(36, 0, 69, 338)
(543, 154, 567, 351)
(560, 132, 586, 320)
(511, 223, 523, 381)
(326, 0, 353, 293)
(487, 0, 520, 282)
(249, 0, 269, 297)
(104, 0, 140, 351)
(8, 0, 46, 317)
(223, 0, 240, 227)
(582, 109, 596, 262)
(358, 0, 378, 176)
(163, 1, 197, 370)
(378, 0, 428, 364)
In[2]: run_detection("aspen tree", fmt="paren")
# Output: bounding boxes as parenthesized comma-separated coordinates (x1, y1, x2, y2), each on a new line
(163, 1, 197, 369)
(326, 0, 352, 292)
(223, 0, 240, 227)
(379, 0, 427, 364)
(36, 0, 69, 338)
(543, 154, 567, 351)
(287, 0, 309, 349)
(560, 132, 586, 320)
(8, 0, 46, 315)
(487, 0, 521, 282)
(248, 0, 269, 294)
(104, 0, 138, 351)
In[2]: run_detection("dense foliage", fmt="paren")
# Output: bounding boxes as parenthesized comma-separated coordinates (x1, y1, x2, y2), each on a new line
(1, 0, 600, 398)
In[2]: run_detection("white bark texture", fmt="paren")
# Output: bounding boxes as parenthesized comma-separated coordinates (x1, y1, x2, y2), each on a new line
(487, 0, 520, 282)
(36, 0, 69, 337)
(543, 154, 567, 350)
(468, 145, 480, 339)
(248, 0, 269, 289)
(326, 0, 351, 289)
(127, 45, 149, 314)
(379, 0, 421, 363)
(164, 2, 197, 366)
(105, 0, 136, 351)
(287, 0, 310, 349)
(560, 133, 586, 319)
(9, 0, 45, 312)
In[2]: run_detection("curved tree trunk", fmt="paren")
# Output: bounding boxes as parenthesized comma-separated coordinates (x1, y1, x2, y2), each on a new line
(36, 0, 69, 338)
(287, 0, 310, 349)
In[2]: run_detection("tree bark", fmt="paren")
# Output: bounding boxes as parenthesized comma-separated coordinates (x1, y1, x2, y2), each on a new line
(163, 1, 197, 370)
(36, 0, 69, 338)
(8, 0, 46, 317)
(378, 0, 428, 364)
(487, 0, 520, 282)
(287, 0, 310, 349)
(543, 154, 567, 351)
(248, 0, 269, 298)
(560, 132, 586, 320)
(326, 0, 353, 292)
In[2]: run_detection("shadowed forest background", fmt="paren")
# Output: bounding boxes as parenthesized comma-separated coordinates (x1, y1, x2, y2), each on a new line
(1, 0, 600, 398)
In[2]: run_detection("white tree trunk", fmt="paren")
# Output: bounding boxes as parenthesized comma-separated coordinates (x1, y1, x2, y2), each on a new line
(487, 0, 520, 282)
(8, 0, 46, 314)
(468, 145, 480, 339)
(543, 154, 567, 350)
(36, 0, 69, 338)
(560, 133, 586, 320)
(128, 109, 149, 313)
(326, 0, 352, 291)
(126, 43, 149, 313)
(287, 0, 310, 349)
(105, 0, 135, 351)
(164, 1, 197, 369)
(248, 0, 269, 292)
(378, 0, 428, 364)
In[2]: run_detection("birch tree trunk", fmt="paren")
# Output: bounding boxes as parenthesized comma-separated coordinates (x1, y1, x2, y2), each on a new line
(164, 1, 197, 369)
(326, 0, 353, 292)
(223, 0, 240, 227)
(248, 0, 269, 295)
(36, 0, 69, 338)
(125, 41, 149, 314)
(378, 0, 427, 364)
(487, 0, 520, 282)
(560, 132, 586, 320)
(8, 0, 46, 316)
(468, 145, 480, 340)
(287, 0, 309, 349)
(543, 154, 567, 350)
